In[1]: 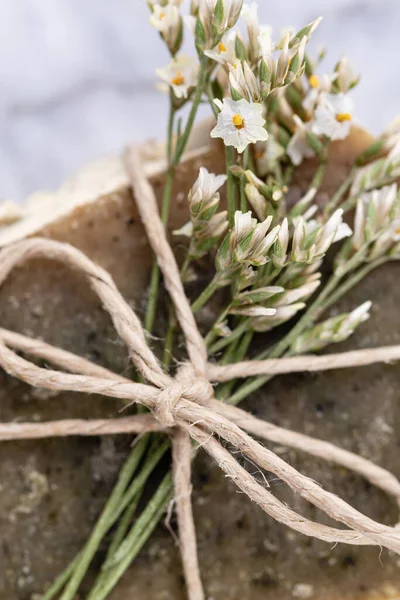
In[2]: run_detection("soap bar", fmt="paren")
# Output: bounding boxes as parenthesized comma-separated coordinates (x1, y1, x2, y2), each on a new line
(0, 127, 398, 600)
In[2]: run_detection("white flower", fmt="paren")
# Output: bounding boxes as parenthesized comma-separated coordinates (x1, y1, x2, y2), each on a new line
(275, 279, 321, 307)
(219, 0, 243, 30)
(204, 32, 238, 68)
(258, 25, 273, 59)
(156, 55, 198, 99)
(211, 98, 268, 153)
(343, 301, 371, 330)
(254, 138, 285, 176)
(232, 211, 280, 265)
(217, 210, 280, 268)
(150, 3, 180, 33)
(245, 183, 266, 221)
(272, 217, 289, 267)
(292, 301, 371, 353)
(333, 221, 353, 243)
(336, 57, 359, 93)
(352, 184, 399, 251)
(303, 73, 336, 113)
(242, 2, 260, 62)
(229, 305, 277, 317)
(229, 61, 261, 102)
(251, 302, 305, 332)
(315, 209, 347, 255)
(189, 167, 227, 206)
(312, 92, 354, 141)
(292, 209, 349, 263)
(275, 33, 307, 87)
(287, 116, 315, 166)
(150, 2, 182, 54)
(381, 116, 400, 151)
(188, 0, 242, 49)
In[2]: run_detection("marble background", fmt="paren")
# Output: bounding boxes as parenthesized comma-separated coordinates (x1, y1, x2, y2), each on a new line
(0, 0, 399, 201)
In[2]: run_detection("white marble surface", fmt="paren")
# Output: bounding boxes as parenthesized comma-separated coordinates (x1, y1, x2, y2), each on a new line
(0, 0, 399, 201)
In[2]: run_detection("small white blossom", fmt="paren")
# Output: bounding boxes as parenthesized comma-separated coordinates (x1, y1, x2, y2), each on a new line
(229, 61, 261, 102)
(275, 278, 321, 307)
(258, 25, 273, 59)
(187, 0, 242, 49)
(352, 184, 400, 253)
(380, 116, 400, 151)
(334, 221, 353, 243)
(292, 301, 371, 353)
(272, 217, 289, 267)
(150, 3, 179, 32)
(303, 73, 336, 113)
(335, 57, 359, 93)
(229, 305, 277, 317)
(189, 167, 227, 206)
(287, 116, 315, 166)
(150, 2, 182, 54)
(217, 211, 280, 272)
(312, 92, 354, 141)
(211, 98, 268, 153)
(275, 33, 306, 87)
(204, 32, 238, 68)
(156, 55, 198, 98)
(245, 184, 266, 221)
(175, 168, 228, 259)
(292, 209, 350, 263)
(251, 302, 306, 332)
(254, 138, 285, 176)
(242, 2, 260, 63)
(342, 301, 371, 332)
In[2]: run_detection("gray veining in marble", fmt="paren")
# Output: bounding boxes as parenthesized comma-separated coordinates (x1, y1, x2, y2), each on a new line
(0, 0, 399, 201)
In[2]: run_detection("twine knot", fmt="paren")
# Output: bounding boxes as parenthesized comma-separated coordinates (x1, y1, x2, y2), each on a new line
(155, 364, 214, 428)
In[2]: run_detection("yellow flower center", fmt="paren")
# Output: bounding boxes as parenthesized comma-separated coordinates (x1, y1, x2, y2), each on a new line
(255, 151, 264, 159)
(159, 11, 165, 19)
(335, 112, 352, 123)
(309, 74, 320, 88)
(218, 42, 227, 53)
(171, 71, 185, 86)
(232, 114, 245, 129)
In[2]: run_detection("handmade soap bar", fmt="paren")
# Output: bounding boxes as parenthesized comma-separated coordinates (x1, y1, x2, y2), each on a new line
(0, 127, 398, 600)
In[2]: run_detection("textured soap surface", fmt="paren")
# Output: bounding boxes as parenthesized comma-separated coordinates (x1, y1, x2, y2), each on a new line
(0, 132, 399, 600)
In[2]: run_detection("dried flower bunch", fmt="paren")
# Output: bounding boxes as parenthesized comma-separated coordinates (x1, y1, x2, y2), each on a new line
(11, 2, 400, 599)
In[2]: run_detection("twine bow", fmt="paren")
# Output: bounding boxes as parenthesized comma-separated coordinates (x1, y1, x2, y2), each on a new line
(1, 146, 400, 600)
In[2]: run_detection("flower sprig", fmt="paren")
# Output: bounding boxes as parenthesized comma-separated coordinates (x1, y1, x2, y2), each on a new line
(68, 3, 400, 599)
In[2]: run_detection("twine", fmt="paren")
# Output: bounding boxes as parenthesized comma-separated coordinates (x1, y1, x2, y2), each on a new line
(0, 146, 399, 600)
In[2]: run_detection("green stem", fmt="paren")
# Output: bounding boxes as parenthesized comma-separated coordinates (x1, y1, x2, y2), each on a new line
(59, 436, 149, 600)
(174, 56, 209, 164)
(191, 277, 219, 313)
(145, 57, 210, 335)
(41, 555, 81, 600)
(163, 255, 192, 367)
(206, 81, 219, 118)
(144, 103, 175, 334)
(226, 146, 237, 226)
(105, 491, 142, 561)
(208, 318, 250, 355)
(216, 329, 254, 400)
(87, 474, 173, 600)
(240, 148, 249, 213)
(324, 166, 356, 217)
